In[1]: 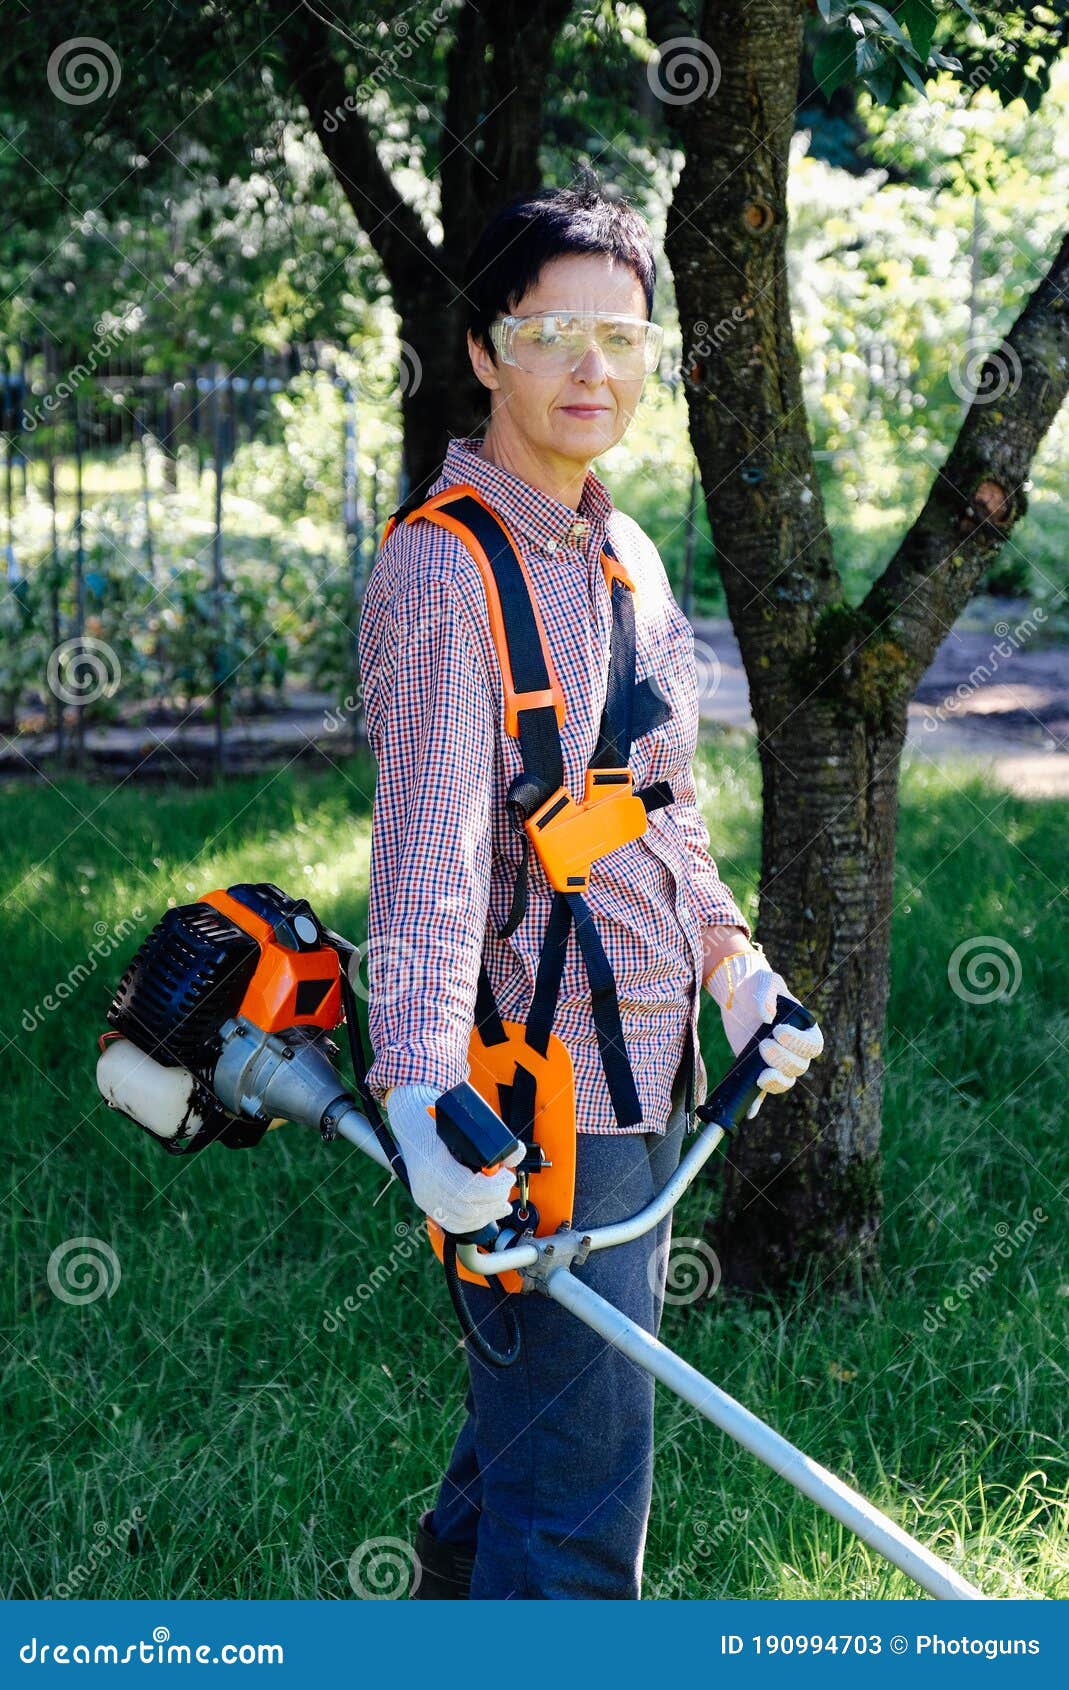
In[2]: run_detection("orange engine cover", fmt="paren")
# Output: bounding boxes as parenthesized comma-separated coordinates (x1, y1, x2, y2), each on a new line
(200, 889, 343, 1034)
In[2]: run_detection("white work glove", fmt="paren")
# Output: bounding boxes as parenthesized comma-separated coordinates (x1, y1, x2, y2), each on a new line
(384, 1083, 524, 1236)
(704, 947, 824, 1117)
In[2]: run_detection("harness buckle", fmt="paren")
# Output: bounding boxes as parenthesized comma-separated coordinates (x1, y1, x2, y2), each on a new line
(524, 768, 648, 893)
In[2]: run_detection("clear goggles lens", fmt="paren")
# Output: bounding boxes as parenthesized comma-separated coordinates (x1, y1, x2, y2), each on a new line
(490, 312, 663, 378)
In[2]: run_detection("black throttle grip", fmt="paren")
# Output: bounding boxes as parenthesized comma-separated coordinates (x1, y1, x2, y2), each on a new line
(697, 995, 817, 1134)
(450, 1219, 500, 1248)
(432, 1079, 521, 1247)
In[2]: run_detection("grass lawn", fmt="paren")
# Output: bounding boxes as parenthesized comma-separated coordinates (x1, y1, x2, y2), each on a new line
(2, 739, 1066, 1600)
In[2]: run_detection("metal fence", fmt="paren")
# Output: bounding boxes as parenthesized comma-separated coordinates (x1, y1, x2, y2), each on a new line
(1, 341, 401, 778)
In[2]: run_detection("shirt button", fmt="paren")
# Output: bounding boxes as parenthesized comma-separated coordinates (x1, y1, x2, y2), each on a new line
(678, 901, 690, 922)
(544, 539, 558, 555)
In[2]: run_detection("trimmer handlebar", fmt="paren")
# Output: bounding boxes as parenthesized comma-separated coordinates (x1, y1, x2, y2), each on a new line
(697, 995, 817, 1133)
(446, 996, 821, 1274)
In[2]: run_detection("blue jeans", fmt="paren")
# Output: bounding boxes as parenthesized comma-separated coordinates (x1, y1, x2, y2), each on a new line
(429, 1061, 690, 1599)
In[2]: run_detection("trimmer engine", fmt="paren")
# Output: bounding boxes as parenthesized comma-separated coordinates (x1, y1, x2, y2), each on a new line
(98, 883, 349, 1154)
(97, 879, 564, 1368)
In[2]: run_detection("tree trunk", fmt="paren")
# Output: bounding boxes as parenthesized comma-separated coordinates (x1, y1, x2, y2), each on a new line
(721, 702, 906, 1289)
(653, 0, 1069, 1291)
(656, 0, 878, 1287)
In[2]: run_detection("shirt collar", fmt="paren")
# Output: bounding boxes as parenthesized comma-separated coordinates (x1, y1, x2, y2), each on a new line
(432, 435, 614, 554)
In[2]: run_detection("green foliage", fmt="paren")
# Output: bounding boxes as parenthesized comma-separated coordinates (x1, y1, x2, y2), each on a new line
(591, 53, 1069, 617)
(0, 133, 378, 368)
(788, 55, 1069, 611)
(811, 0, 1067, 111)
(1, 2, 1067, 698)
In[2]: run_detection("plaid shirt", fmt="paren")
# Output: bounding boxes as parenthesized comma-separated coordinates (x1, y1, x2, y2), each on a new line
(357, 436, 749, 1134)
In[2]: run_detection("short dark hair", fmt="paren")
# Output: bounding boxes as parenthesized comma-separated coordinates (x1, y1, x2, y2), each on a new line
(463, 182, 657, 355)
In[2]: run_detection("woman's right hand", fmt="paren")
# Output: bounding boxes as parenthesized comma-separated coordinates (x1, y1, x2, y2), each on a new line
(384, 1083, 524, 1236)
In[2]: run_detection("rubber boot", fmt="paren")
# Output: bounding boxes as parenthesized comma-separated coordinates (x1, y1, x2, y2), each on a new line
(410, 1509, 475, 1599)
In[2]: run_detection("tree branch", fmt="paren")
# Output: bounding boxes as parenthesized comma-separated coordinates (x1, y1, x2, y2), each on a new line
(283, 5, 437, 294)
(861, 225, 1069, 685)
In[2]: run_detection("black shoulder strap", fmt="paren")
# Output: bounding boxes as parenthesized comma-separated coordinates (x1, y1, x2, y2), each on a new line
(396, 491, 672, 1129)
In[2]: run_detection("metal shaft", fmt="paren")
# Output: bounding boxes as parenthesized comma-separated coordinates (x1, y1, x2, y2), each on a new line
(542, 1265, 985, 1602)
(333, 1105, 393, 1171)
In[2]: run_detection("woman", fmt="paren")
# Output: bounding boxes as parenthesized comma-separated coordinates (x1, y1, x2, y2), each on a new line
(357, 184, 823, 1600)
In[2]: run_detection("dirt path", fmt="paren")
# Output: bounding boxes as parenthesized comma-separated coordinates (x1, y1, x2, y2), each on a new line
(691, 606, 1069, 799)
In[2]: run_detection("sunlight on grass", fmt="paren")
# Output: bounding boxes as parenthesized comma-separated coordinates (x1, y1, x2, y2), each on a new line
(2, 744, 1065, 1599)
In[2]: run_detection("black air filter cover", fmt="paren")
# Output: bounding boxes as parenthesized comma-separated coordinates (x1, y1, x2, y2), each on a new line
(106, 902, 260, 1081)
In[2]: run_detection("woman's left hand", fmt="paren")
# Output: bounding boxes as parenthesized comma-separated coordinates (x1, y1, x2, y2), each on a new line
(703, 945, 824, 1114)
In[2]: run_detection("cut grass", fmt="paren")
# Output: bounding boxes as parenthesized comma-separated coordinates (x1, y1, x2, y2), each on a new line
(1, 741, 1066, 1600)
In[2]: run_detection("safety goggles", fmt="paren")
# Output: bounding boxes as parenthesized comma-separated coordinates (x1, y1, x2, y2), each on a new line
(489, 312, 664, 379)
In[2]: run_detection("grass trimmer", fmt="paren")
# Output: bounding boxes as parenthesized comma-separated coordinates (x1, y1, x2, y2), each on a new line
(95, 881, 986, 1601)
